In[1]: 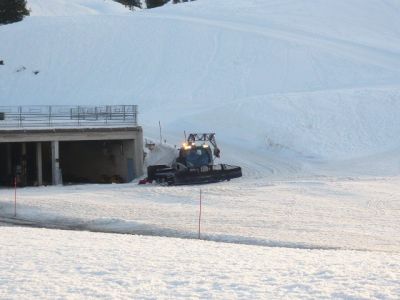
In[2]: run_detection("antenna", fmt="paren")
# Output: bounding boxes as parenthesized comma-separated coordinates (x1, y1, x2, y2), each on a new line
(158, 121, 162, 144)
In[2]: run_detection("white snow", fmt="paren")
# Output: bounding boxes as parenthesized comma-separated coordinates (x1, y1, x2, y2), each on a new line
(1, 0, 400, 298)
(26, 0, 132, 16)
(1, 227, 399, 299)
(1, 176, 399, 253)
(1, 0, 400, 174)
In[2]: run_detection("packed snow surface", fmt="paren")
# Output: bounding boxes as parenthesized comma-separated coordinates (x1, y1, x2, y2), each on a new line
(1, 1, 400, 297)
(1, 227, 399, 299)
(1, 177, 400, 253)
(1, 0, 400, 173)
(26, 0, 131, 16)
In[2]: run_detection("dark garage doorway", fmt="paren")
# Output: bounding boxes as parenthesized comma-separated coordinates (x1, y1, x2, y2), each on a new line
(0, 142, 52, 187)
(59, 140, 135, 184)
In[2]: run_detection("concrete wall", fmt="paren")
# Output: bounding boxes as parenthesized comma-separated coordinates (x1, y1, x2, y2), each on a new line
(0, 127, 143, 143)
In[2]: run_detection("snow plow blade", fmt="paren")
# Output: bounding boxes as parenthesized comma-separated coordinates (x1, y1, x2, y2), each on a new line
(147, 164, 242, 186)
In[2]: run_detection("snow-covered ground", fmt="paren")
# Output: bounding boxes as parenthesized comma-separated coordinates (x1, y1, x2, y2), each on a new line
(1, 0, 400, 297)
(1, 176, 400, 253)
(1, 227, 399, 299)
(26, 0, 133, 16)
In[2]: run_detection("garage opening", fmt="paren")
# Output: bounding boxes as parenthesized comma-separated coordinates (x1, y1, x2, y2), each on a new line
(0, 142, 52, 187)
(59, 140, 135, 184)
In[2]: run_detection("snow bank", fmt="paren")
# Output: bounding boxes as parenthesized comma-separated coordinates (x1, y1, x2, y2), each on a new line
(145, 142, 178, 167)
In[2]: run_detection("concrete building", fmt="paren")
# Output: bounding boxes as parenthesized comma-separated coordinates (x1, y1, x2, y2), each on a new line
(0, 105, 143, 186)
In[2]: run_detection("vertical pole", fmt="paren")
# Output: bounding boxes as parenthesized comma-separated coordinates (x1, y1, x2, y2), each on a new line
(18, 106, 22, 127)
(51, 141, 61, 185)
(77, 106, 80, 126)
(134, 105, 137, 126)
(36, 142, 43, 186)
(14, 176, 17, 218)
(48, 106, 52, 127)
(198, 189, 202, 239)
(159, 121, 162, 144)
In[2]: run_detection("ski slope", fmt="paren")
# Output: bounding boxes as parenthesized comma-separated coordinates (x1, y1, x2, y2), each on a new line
(1, 0, 400, 176)
(26, 0, 133, 16)
(1, 1, 400, 298)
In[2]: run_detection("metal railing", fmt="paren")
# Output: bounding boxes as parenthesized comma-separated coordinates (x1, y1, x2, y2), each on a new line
(0, 105, 138, 129)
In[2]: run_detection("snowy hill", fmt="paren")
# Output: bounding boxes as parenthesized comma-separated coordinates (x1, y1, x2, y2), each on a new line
(1, 3, 400, 297)
(26, 0, 132, 16)
(1, 0, 400, 176)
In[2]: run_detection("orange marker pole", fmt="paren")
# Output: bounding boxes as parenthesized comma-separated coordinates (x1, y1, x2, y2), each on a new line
(14, 177, 17, 218)
(198, 189, 202, 239)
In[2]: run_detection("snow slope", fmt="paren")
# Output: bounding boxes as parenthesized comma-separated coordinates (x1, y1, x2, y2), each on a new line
(1, 3, 400, 297)
(1, 0, 400, 175)
(1, 227, 399, 299)
(27, 0, 132, 16)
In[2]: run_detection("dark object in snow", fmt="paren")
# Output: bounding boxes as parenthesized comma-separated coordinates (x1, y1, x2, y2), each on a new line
(144, 133, 242, 186)
(114, 0, 141, 10)
(100, 174, 124, 184)
(33, 70, 40, 75)
(139, 178, 150, 184)
(145, 0, 167, 8)
(0, 0, 30, 25)
(0, 60, 4, 65)
(16, 66, 26, 72)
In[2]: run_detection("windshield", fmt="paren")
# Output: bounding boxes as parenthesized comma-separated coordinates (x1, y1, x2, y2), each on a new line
(185, 147, 211, 167)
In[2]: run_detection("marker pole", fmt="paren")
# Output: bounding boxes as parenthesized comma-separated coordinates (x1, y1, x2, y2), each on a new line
(198, 189, 202, 239)
(14, 176, 17, 218)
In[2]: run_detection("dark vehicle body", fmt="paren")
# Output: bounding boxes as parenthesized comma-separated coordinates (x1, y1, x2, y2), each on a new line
(145, 133, 242, 186)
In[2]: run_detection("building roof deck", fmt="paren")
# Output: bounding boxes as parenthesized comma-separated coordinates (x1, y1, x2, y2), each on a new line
(0, 105, 138, 131)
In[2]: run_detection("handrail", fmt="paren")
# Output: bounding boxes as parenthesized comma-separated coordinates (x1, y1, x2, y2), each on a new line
(0, 105, 138, 128)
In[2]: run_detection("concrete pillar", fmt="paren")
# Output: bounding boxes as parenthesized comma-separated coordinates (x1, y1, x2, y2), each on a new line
(134, 128, 144, 178)
(51, 141, 61, 185)
(21, 142, 27, 186)
(122, 140, 134, 182)
(6, 143, 12, 176)
(36, 142, 43, 186)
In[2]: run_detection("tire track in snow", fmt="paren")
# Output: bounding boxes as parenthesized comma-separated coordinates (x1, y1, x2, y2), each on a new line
(144, 13, 400, 72)
(191, 30, 220, 99)
(1, 215, 393, 253)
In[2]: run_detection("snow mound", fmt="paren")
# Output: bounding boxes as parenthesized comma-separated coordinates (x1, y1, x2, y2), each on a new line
(27, 0, 131, 16)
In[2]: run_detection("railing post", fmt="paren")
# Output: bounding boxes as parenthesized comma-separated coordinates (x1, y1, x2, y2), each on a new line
(106, 106, 109, 124)
(48, 106, 52, 127)
(134, 105, 138, 125)
(77, 106, 80, 126)
(18, 106, 22, 127)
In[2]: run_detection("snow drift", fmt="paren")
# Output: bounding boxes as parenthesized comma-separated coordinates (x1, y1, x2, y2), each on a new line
(1, 0, 400, 176)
